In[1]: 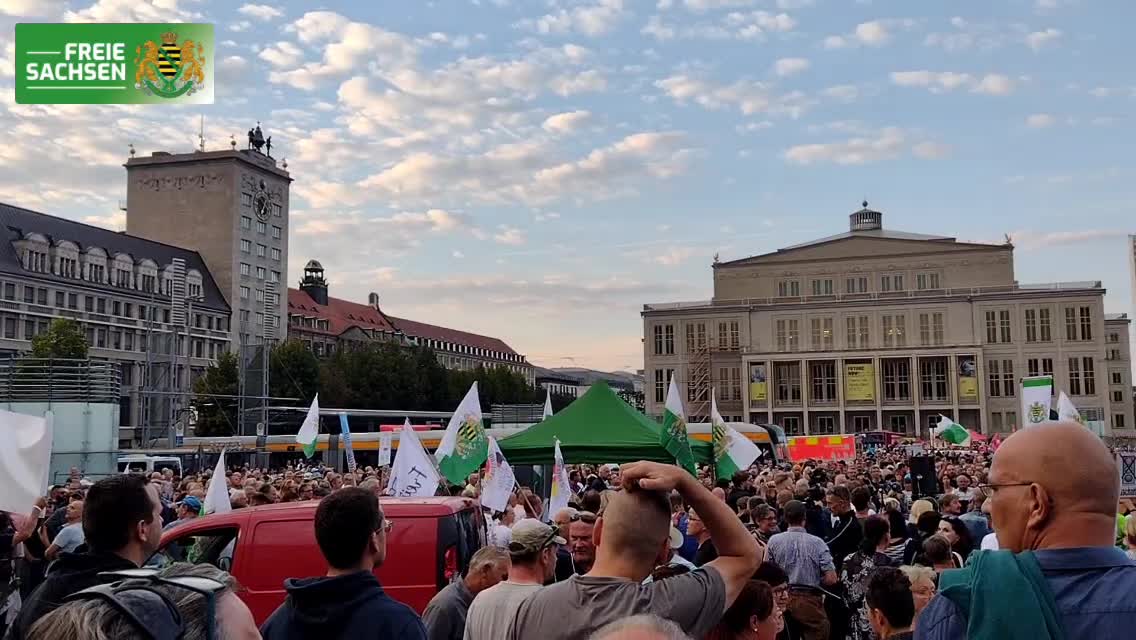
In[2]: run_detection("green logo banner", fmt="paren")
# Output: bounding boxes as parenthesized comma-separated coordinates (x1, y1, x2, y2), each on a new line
(15, 23, 214, 105)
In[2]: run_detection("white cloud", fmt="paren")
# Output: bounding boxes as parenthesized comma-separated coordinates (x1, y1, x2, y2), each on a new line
(890, 70, 1015, 95)
(773, 57, 810, 77)
(656, 74, 812, 117)
(1025, 113, 1056, 128)
(452, 250, 465, 259)
(823, 36, 848, 49)
(855, 21, 890, 45)
(238, 4, 283, 20)
(494, 225, 526, 245)
(682, 0, 755, 11)
(517, 0, 627, 37)
(82, 211, 125, 230)
(973, 74, 1015, 95)
(1, 0, 66, 17)
(824, 18, 914, 49)
(1025, 28, 1061, 51)
(229, 21, 252, 33)
(736, 121, 773, 134)
(270, 11, 419, 90)
(653, 247, 696, 266)
(63, 0, 198, 22)
(542, 110, 593, 134)
(549, 70, 608, 95)
(259, 41, 305, 68)
(821, 85, 860, 102)
(642, 10, 795, 41)
(784, 127, 949, 166)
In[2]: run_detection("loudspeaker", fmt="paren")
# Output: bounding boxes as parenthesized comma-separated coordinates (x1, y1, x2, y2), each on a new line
(908, 456, 939, 499)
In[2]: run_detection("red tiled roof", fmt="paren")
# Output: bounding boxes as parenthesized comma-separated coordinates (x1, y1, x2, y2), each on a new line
(286, 288, 520, 356)
(387, 315, 519, 356)
(287, 288, 399, 336)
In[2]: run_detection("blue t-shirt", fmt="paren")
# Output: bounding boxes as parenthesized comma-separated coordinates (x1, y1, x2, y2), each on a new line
(52, 522, 85, 553)
(916, 547, 1136, 639)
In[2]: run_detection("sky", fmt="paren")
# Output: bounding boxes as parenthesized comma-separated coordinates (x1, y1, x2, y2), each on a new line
(0, 0, 1134, 374)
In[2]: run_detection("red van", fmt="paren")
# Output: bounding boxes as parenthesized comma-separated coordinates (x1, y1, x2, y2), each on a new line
(155, 497, 483, 625)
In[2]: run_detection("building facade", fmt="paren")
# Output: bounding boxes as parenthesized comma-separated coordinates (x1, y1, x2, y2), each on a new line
(1105, 314, 1132, 432)
(535, 367, 583, 398)
(0, 202, 230, 434)
(643, 205, 1135, 438)
(124, 130, 290, 352)
(287, 260, 534, 383)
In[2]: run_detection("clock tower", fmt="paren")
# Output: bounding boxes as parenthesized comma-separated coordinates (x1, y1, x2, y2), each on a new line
(124, 124, 291, 353)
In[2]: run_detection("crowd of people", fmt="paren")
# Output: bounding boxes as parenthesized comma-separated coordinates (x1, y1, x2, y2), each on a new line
(2, 420, 1135, 639)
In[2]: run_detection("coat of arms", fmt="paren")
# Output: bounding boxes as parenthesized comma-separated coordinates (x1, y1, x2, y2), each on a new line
(1027, 402, 1047, 423)
(455, 415, 485, 457)
(134, 32, 206, 99)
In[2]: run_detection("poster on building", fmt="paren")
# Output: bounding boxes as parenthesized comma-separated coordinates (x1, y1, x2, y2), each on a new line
(749, 364, 767, 402)
(958, 356, 978, 400)
(1118, 452, 1136, 498)
(844, 363, 875, 401)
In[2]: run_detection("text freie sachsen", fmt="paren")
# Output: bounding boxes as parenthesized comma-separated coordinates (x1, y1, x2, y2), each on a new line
(24, 43, 127, 81)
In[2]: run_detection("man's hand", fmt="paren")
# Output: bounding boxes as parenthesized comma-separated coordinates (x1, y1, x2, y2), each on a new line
(620, 461, 693, 493)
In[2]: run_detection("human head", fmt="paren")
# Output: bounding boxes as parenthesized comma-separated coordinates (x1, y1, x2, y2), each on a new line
(710, 580, 780, 640)
(27, 562, 259, 640)
(860, 515, 890, 554)
(569, 511, 597, 571)
(736, 495, 751, 515)
(987, 421, 1119, 553)
(752, 562, 790, 613)
(508, 520, 564, 582)
(228, 471, 242, 489)
(314, 487, 387, 571)
(916, 510, 942, 538)
(83, 474, 163, 564)
(552, 507, 577, 539)
(358, 478, 383, 499)
(686, 508, 706, 537)
(589, 614, 690, 640)
(921, 534, 952, 567)
(939, 494, 962, 516)
(866, 567, 915, 639)
(899, 565, 937, 616)
(826, 485, 851, 515)
(751, 504, 779, 535)
(885, 508, 908, 543)
(593, 489, 671, 581)
(464, 546, 510, 595)
(581, 489, 602, 514)
(176, 497, 201, 520)
(908, 499, 936, 525)
(956, 474, 971, 490)
(228, 490, 247, 509)
(851, 486, 872, 513)
(783, 500, 807, 527)
(65, 499, 84, 523)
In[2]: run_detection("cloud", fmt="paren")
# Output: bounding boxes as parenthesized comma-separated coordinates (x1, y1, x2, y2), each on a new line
(1025, 28, 1061, 51)
(542, 110, 593, 134)
(534, 211, 561, 222)
(824, 19, 914, 49)
(1008, 230, 1116, 250)
(1025, 113, 1056, 128)
(736, 121, 773, 134)
(656, 74, 812, 118)
(493, 226, 526, 245)
(890, 71, 1015, 95)
(682, 0, 755, 11)
(821, 85, 860, 102)
(642, 10, 795, 41)
(63, 0, 199, 22)
(653, 247, 696, 266)
(1, 0, 66, 17)
(784, 127, 949, 166)
(270, 11, 419, 90)
(238, 4, 283, 20)
(549, 69, 608, 95)
(773, 57, 810, 77)
(259, 41, 305, 68)
(82, 211, 125, 230)
(517, 0, 627, 37)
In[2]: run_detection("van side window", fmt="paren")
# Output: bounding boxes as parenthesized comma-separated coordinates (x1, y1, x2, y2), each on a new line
(150, 527, 239, 572)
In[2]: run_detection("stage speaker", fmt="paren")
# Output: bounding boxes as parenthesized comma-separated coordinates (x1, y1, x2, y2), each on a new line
(908, 455, 939, 499)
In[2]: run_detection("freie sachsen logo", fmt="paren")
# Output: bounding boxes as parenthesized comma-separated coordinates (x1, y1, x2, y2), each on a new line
(15, 23, 213, 105)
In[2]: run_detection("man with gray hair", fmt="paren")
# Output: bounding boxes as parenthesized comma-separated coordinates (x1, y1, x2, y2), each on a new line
(26, 562, 261, 640)
(464, 520, 563, 640)
(589, 614, 691, 640)
(423, 546, 510, 640)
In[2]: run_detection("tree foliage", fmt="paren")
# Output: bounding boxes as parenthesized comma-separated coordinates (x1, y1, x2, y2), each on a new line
(270, 339, 321, 401)
(30, 318, 88, 360)
(192, 351, 239, 437)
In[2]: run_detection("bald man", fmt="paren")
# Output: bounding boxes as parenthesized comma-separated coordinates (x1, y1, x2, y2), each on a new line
(917, 422, 1136, 640)
(509, 461, 762, 639)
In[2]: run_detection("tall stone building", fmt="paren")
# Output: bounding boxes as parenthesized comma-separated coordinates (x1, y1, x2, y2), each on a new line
(124, 126, 290, 351)
(642, 204, 1135, 438)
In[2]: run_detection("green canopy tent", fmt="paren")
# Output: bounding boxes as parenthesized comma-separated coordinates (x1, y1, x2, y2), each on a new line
(498, 381, 713, 465)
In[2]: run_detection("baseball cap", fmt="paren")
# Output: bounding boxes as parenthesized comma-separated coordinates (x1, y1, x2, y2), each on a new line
(178, 496, 202, 512)
(507, 520, 566, 555)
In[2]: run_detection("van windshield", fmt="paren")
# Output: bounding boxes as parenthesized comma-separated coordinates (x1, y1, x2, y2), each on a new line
(149, 527, 239, 573)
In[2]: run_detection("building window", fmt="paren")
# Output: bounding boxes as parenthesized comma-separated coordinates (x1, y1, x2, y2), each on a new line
(1038, 308, 1052, 342)
(1078, 306, 1092, 340)
(1113, 390, 1125, 403)
(256, 221, 266, 234)
(141, 274, 156, 292)
(59, 257, 77, 278)
(882, 314, 906, 348)
(115, 268, 130, 288)
(256, 266, 266, 280)
(271, 248, 281, 261)
(240, 239, 251, 253)
(845, 277, 868, 294)
(270, 270, 280, 283)
(240, 215, 252, 229)
(3, 317, 15, 338)
(272, 226, 282, 239)
(55, 291, 64, 307)
(255, 312, 264, 325)
(654, 369, 673, 403)
(730, 367, 741, 401)
(1025, 309, 1037, 343)
(240, 286, 249, 300)
(882, 359, 911, 402)
(777, 281, 800, 297)
(881, 273, 904, 292)
(919, 358, 949, 402)
(810, 279, 833, 296)
(919, 313, 943, 346)
(776, 319, 800, 352)
(654, 326, 663, 355)
(782, 416, 802, 436)
(22, 287, 33, 304)
(915, 272, 940, 290)
(188, 282, 202, 298)
(240, 263, 251, 276)
(988, 359, 1001, 397)
(1116, 414, 1128, 429)
(240, 309, 250, 323)
(685, 324, 696, 353)
(256, 244, 267, 258)
(272, 203, 282, 217)
(813, 415, 836, 435)
(1000, 359, 1015, 397)
(889, 415, 909, 433)
(729, 321, 739, 349)
(1027, 358, 1054, 378)
(1112, 370, 1124, 385)
(810, 317, 833, 350)
(999, 310, 1011, 343)
(88, 264, 105, 283)
(1064, 308, 1077, 341)
(809, 361, 837, 403)
(774, 362, 802, 404)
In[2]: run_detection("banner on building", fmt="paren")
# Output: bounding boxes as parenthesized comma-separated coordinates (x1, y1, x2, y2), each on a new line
(1118, 451, 1136, 498)
(958, 356, 978, 400)
(749, 364, 767, 402)
(844, 363, 875, 401)
(1020, 376, 1054, 427)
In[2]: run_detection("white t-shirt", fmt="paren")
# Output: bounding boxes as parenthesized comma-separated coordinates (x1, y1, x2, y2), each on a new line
(980, 532, 999, 550)
(488, 524, 512, 549)
(463, 581, 542, 640)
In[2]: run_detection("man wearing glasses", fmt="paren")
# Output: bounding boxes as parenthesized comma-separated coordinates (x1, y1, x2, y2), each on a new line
(260, 487, 427, 640)
(917, 422, 1136, 640)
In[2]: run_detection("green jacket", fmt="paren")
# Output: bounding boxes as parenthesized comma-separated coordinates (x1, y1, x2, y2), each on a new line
(939, 550, 1065, 640)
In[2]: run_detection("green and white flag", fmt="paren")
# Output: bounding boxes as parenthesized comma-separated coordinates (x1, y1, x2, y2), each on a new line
(661, 374, 696, 476)
(202, 449, 231, 516)
(295, 394, 320, 459)
(712, 391, 760, 481)
(933, 415, 971, 446)
(1056, 391, 1083, 424)
(435, 382, 489, 486)
(543, 388, 554, 420)
(1020, 376, 1053, 427)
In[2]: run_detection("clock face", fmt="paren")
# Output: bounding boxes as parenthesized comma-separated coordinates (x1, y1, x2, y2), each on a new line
(254, 191, 271, 221)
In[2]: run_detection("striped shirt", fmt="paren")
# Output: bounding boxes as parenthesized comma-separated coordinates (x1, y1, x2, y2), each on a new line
(767, 526, 834, 588)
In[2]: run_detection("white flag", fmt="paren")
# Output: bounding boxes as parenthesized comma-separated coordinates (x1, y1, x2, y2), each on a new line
(549, 438, 572, 515)
(295, 394, 320, 458)
(378, 432, 393, 467)
(711, 392, 761, 480)
(0, 410, 53, 514)
(203, 450, 231, 516)
(1056, 391, 1083, 424)
(482, 437, 516, 512)
(389, 420, 441, 498)
(543, 388, 554, 420)
(1020, 376, 1053, 427)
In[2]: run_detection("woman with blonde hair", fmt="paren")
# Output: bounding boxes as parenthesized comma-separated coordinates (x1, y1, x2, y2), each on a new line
(899, 565, 937, 622)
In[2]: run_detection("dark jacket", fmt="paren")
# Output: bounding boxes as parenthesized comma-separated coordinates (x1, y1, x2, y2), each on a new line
(826, 511, 863, 574)
(5, 551, 136, 640)
(260, 570, 426, 640)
